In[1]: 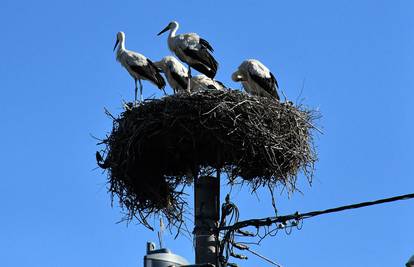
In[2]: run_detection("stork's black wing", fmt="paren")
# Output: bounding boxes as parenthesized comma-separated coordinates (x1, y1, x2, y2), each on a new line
(207, 80, 226, 90)
(250, 72, 280, 100)
(184, 48, 218, 78)
(270, 72, 279, 90)
(270, 72, 280, 100)
(170, 70, 188, 91)
(130, 59, 166, 89)
(199, 38, 214, 52)
(215, 80, 226, 89)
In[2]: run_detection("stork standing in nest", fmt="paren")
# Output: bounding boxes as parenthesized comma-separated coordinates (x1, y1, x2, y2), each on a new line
(154, 56, 225, 94)
(153, 56, 189, 94)
(191, 75, 226, 92)
(113, 31, 166, 104)
(157, 21, 219, 92)
(232, 59, 280, 100)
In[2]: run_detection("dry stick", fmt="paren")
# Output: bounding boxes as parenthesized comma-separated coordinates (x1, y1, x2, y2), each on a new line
(228, 99, 251, 111)
(101, 90, 317, 232)
(104, 107, 116, 121)
(302, 119, 323, 135)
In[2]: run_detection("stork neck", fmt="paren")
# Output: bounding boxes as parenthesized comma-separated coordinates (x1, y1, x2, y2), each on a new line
(169, 25, 178, 38)
(116, 39, 126, 60)
(119, 38, 126, 51)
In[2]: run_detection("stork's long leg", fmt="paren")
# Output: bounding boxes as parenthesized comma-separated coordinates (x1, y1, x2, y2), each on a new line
(187, 65, 192, 93)
(134, 79, 138, 106)
(139, 79, 143, 103)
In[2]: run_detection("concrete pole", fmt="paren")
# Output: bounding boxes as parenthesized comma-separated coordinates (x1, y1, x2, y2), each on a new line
(194, 175, 220, 266)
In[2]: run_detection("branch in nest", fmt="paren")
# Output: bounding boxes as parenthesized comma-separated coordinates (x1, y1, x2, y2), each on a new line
(97, 89, 320, 232)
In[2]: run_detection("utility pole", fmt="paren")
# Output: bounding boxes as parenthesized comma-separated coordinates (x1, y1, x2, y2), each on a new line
(194, 175, 220, 266)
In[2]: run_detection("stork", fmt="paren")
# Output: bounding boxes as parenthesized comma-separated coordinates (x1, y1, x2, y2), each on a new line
(153, 56, 189, 94)
(113, 31, 166, 104)
(191, 75, 226, 92)
(231, 59, 280, 100)
(157, 21, 219, 91)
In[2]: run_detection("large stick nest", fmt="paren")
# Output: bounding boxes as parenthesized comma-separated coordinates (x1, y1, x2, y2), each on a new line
(98, 89, 319, 230)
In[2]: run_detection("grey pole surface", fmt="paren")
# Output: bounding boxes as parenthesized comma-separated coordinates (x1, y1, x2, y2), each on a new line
(194, 175, 220, 266)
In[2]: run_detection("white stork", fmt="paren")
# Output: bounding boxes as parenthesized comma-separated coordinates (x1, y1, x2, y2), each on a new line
(231, 59, 280, 100)
(113, 31, 166, 104)
(191, 75, 226, 92)
(153, 56, 189, 94)
(157, 21, 219, 91)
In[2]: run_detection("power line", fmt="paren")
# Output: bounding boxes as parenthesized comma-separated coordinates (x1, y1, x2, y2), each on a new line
(220, 192, 414, 231)
(300, 192, 414, 219)
(244, 247, 283, 267)
(219, 192, 414, 266)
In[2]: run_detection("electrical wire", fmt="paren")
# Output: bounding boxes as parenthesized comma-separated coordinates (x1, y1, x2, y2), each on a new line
(245, 247, 283, 267)
(220, 192, 414, 232)
(219, 192, 414, 267)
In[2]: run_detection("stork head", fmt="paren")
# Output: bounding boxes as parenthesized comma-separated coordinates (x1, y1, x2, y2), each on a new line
(154, 56, 176, 72)
(162, 56, 176, 65)
(113, 31, 125, 51)
(231, 71, 244, 82)
(157, 21, 179, 36)
(152, 59, 166, 73)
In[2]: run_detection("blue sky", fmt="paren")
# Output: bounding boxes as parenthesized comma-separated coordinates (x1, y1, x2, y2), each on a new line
(1, 0, 413, 266)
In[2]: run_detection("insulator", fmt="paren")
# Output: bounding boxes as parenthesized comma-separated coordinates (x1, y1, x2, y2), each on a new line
(236, 229, 254, 236)
(230, 252, 248, 260)
(232, 242, 248, 250)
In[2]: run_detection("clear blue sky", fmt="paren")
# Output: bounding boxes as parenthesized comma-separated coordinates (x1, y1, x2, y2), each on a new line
(1, 0, 413, 266)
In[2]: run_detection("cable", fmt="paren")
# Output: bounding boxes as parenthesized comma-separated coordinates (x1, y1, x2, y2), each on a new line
(245, 247, 283, 267)
(218, 192, 414, 267)
(300, 192, 414, 219)
(220, 192, 414, 232)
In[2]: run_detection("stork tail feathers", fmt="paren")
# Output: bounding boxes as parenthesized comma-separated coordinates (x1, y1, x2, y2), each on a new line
(199, 38, 214, 52)
(184, 48, 218, 78)
(192, 63, 216, 79)
(154, 72, 166, 89)
(146, 59, 166, 89)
